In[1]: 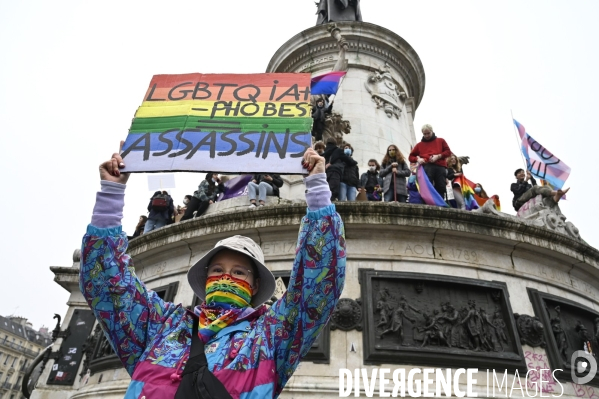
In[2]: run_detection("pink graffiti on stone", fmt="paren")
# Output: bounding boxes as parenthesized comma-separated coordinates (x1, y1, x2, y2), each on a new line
(523, 351, 559, 394)
(524, 350, 599, 399)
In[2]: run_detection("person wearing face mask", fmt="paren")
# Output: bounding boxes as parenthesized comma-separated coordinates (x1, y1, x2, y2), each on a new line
(408, 124, 452, 198)
(380, 144, 411, 203)
(180, 173, 225, 221)
(80, 147, 345, 398)
(311, 97, 333, 141)
(323, 138, 357, 201)
(339, 143, 359, 201)
(359, 159, 383, 201)
(174, 195, 193, 223)
(474, 184, 488, 199)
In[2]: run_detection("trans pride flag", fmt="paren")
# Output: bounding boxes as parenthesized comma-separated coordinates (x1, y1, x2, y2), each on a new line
(513, 120, 571, 189)
(415, 165, 448, 207)
(310, 71, 347, 95)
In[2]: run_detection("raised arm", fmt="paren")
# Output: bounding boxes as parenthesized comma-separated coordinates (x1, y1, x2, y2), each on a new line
(79, 147, 181, 376)
(266, 149, 346, 394)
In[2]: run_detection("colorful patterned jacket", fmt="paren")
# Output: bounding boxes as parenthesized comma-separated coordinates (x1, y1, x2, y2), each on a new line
(79, 175, 345, 399)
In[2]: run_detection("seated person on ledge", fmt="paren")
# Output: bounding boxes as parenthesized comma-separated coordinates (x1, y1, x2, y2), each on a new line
(248, 173, 283, 208)
(80, 147, 345, 399)
(510, 168, 569, 211)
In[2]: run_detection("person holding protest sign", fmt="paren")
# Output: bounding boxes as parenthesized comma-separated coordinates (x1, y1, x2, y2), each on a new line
(180, 173, 225, 221)
(144, 191, 174, 233)
(80, 145, 345, 399)
(248, 174, 283, 208)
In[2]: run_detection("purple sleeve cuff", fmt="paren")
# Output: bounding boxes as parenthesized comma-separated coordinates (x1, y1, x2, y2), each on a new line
(90, 181, 126, 228)
(304, 173, 331, 211)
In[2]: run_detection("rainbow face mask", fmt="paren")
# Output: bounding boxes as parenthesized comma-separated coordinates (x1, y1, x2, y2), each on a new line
(204, 274, 252, 308)
(199, 274, 254, 342)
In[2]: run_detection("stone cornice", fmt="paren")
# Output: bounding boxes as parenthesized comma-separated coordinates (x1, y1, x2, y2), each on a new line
(266, 21, 426, 109)
(128, 202, 599, 268)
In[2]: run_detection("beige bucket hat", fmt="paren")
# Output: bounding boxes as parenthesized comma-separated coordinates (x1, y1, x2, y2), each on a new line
(187, 235, 276, 308)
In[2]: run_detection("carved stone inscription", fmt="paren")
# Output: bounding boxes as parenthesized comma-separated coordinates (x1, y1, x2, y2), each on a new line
(360, 269, 526, 372)
(384, 240, 480, 263)
(261, 241, 296, 256)
(528, 288, 599, 387)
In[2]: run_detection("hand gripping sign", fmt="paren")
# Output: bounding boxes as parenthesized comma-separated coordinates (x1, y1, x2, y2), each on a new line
(121, 73, 313, 175)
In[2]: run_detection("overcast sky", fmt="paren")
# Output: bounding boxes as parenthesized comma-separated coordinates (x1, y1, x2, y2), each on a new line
(1, 1, 597, 330)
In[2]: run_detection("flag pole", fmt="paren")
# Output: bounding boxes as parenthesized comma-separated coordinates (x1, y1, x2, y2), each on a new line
(510, 110, 527, 170)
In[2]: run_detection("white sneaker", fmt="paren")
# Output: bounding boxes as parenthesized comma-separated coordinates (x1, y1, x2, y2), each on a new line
(248, 203, 257, 208)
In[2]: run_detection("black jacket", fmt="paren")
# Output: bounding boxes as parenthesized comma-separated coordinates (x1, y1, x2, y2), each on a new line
(360, 171, 383, 193)
(252, 174, 284, 196)
(511, 176, 537, 209)
(311, 103, 333, 135)
(323, 143, 357, 167)
(341, 160, 360, 187)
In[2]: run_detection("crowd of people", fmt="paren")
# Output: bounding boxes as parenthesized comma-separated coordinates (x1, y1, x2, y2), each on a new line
(132, 123, 569, 238)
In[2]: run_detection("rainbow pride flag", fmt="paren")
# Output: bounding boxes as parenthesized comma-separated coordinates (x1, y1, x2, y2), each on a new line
(415, 166, 448, 207)
(474, 192, 501, 211)
(310, 71, 346, 95)
(121, 73, 313, 174)
(453, 175, 480, 211)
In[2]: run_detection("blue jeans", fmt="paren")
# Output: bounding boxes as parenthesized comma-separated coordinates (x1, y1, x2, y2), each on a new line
(143, 217, 167, 233)
(248, 181, 274, 202)
(339, 183, 357, 201)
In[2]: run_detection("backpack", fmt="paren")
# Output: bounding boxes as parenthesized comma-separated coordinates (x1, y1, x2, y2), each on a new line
(151, 193, 169, 212)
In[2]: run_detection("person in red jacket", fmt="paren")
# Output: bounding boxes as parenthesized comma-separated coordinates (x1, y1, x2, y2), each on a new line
(408, 124, 452, 198)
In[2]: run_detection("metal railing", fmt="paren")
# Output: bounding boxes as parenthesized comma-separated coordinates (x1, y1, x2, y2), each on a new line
(22, 345, 52, 399)
(0, 340, 39, 357)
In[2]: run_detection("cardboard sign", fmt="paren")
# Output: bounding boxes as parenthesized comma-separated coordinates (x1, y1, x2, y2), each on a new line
(147, 173, 176, 191)
(121, 73, 313, 174)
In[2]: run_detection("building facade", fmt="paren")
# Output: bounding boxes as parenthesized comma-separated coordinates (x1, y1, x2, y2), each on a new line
(0, 316, 51, 399)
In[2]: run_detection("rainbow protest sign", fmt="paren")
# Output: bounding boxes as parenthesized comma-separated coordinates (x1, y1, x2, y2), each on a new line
(121, 73, 313, 174)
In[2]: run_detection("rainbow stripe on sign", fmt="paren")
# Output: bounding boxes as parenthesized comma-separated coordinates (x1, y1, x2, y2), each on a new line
(121, 73, 313, 174)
